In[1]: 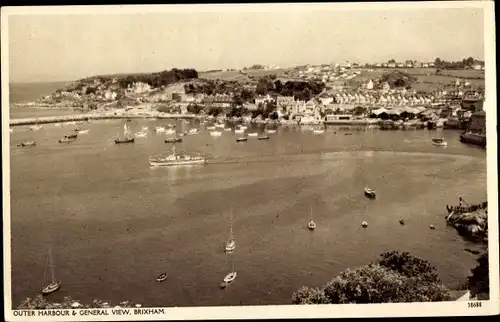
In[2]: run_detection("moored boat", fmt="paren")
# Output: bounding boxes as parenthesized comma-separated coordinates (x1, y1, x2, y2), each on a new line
(59, 136, 77, 143)
(432, 138, 447, 146)
(165, 137, 182, 143)
(115, 138, 135, 144)
(135, 131, 148, 138)
(41, 247, 61, 295)
(247, 133, 258, 137)
(266, 129, 277, 134)
(236, 137, 247, 142)
(210, 131, 222, 137)
(234, 128, 244, 134)
(155, 126, 166, 133)
(17, 141, 36, 147)
(206, 126, 216, 131)
(76, 129, 89, 134)
(258, 135, 269, 140)
(30, 125, 42, 131)
(115, 123, 135, 144)
(364, 187, 376, 199)
(149, 146, 206, 167)
(313, 129, 325, 135)
(156, 273, 168, 282)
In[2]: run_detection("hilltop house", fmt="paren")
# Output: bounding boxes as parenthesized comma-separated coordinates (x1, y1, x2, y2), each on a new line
(366, 79, 374, 90)
(127, 82, 151, 94)
(255, 94, 274, 106)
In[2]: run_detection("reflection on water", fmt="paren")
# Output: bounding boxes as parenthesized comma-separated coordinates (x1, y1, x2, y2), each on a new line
(9, 119, 487, 307)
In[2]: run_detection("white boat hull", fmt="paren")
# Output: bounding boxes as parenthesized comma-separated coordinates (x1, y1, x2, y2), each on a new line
(266, 130, 276, 134)
(432, 142, 447, 146)
(42, 282, 61, 295)
(210, 131, 222, 137)
(135, 132, 148, 138)
(248, 133, 258, 137)
(313, 130, 324, 134)
(225, 241, 236, 252)
(223, 272, 237, 283)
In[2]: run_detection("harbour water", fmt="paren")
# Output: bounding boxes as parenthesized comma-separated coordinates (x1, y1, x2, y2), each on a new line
(9, 119, 487, 307)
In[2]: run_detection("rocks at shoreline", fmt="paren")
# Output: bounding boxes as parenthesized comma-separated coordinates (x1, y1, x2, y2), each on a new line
(446, 208, 488, 243)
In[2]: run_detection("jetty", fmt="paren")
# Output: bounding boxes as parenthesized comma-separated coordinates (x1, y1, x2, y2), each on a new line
(9, 112, 199, 127)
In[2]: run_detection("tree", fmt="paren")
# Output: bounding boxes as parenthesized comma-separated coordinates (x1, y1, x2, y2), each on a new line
(292, 286, 329, 304)
(468, 252, 489, 297)
(353, 106, 367, 116)
(378, 251, 440, 283)
(292, 251, 452, 304)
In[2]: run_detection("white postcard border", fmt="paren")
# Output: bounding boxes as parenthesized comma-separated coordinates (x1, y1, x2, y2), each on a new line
(2, 2, 499, 321)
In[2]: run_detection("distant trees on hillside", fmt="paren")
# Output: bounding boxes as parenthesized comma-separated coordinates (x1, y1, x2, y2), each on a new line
(434, 57, 483, 70)
(255, 76, 325, 101)
(379, 71, 417, 89)
(118, 68, 198, 89)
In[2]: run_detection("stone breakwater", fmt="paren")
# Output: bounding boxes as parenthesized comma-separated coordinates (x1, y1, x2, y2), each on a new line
(9, 112, 199, 127)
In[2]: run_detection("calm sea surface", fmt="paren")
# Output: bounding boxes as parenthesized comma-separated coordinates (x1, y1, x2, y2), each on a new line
(9, 119, 487, 307)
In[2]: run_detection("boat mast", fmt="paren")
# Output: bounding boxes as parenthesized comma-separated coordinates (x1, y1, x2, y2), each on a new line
(49, 247, 55, 283)
(229, 207, 234, 241)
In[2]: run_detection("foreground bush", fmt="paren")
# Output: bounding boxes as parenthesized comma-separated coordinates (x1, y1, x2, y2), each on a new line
(292, 251, 452, 304)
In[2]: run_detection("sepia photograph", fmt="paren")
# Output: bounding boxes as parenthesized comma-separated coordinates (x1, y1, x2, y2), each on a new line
(2, 2, 498, 321)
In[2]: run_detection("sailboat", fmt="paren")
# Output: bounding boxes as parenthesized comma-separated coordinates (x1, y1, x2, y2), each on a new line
(221, 252, 237, 288)
(115, 123, 135, 144)
(41, 247, 61, 295)
(308, 205, 316, 230)
(225, 208, 236, 252)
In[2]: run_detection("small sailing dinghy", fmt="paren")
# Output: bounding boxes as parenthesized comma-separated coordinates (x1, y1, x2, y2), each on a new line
(165, 138, 182, 143)
(76, 129, 89, 134)
(156, 273, 168, 282)
(41, 247, 61, 295)
(234, 128, 245, 134)
(221, 252, 237, 288)
(17, 141, 36, 147)
(115, 123, 135, 144)
(59, 135, 77, 143)
(432, 138, 447, 146)
(225, 208, 236, 252)
(364, 187, 376, 199)
(308, 205, 316, 230)
(313, 127, 325, 135)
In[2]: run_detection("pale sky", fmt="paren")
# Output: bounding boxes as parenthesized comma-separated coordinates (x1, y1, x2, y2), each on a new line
(7, 6, 485, 83)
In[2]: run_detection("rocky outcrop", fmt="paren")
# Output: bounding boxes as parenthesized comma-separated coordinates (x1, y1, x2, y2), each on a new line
(446, 208, 488, 243)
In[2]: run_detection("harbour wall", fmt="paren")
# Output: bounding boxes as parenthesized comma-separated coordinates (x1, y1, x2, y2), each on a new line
(9, 113, 199, 127)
